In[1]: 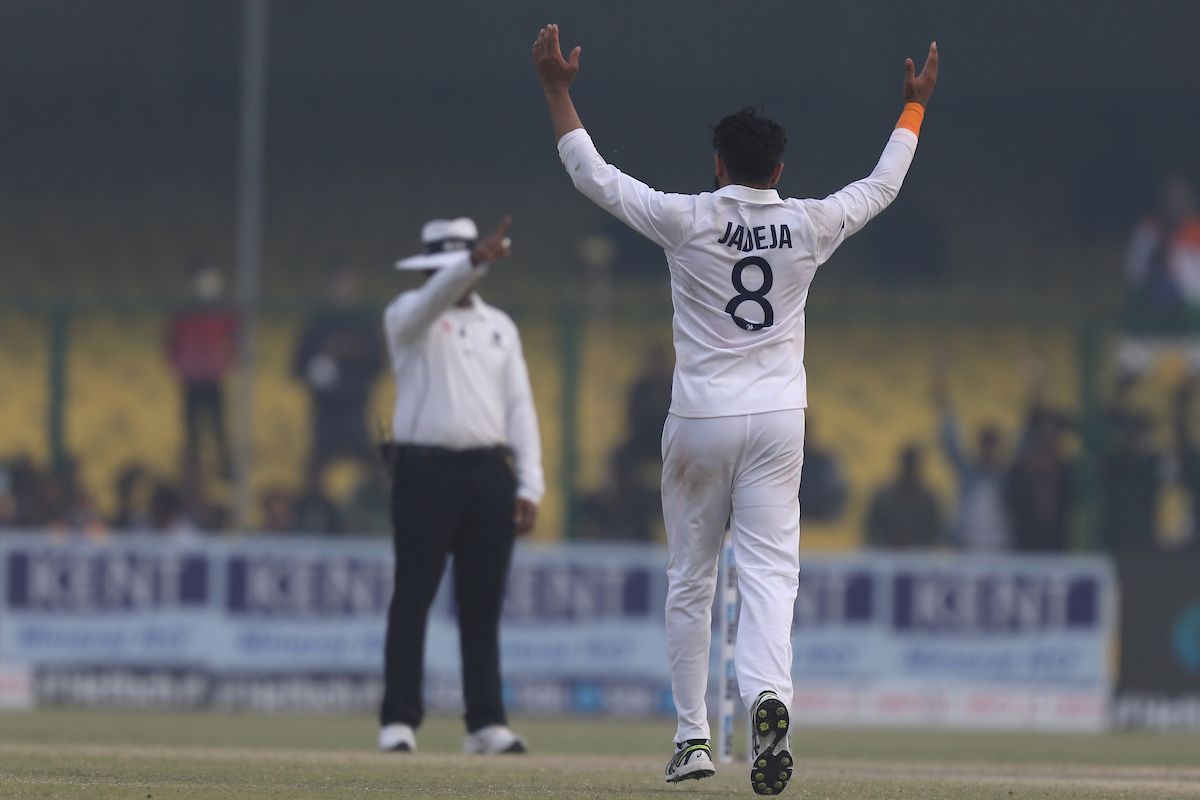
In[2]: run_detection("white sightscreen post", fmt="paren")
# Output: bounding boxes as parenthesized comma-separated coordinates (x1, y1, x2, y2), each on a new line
(718, 533, 738, 763)
(233, 0, 269, 528)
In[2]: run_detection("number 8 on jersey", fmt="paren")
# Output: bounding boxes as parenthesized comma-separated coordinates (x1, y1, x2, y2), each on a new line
(726, 256, 774, 331)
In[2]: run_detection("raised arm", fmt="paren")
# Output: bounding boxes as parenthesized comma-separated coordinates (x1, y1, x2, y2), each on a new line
(932, 359, 970, 479)
(533, 24, 694, 251)
(806, 42, 939, 263)
(384, 217, 513, 344)
(532, 24, 583, 141)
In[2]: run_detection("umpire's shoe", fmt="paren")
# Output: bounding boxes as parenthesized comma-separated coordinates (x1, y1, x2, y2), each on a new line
(463, 724, 527, 754)
(664, 738, 716, 783)
(749, 691, 793, 795)
(378, 723, 416, 752)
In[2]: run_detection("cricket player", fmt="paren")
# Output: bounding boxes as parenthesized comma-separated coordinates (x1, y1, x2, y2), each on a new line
(533, 24, 938, 795)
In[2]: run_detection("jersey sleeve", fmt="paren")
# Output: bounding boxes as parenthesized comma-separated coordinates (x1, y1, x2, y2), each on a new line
(558, 128, 695, 252)
(803, 125, 920, 265)
(383, 254, 486, 344)
(502, 325, 545, 504)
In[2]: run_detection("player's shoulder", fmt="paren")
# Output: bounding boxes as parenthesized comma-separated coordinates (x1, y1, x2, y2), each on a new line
(383, 291, 410, 317)
(660, 190, 703, 215)
(788, 195, 844, 230)
(784, 194, 828, 210)
(383, 288, 424, 325)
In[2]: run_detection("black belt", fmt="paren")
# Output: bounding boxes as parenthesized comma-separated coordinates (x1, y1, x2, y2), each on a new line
(393, 443, 511, 460)
(378, 442, 511, 475)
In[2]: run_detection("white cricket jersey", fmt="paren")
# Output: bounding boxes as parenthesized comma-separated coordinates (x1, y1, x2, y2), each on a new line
(383, 254, 545, 502)
(558, 125, 919, 418)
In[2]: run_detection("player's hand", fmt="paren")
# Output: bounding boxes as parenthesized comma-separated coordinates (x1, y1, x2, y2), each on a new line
(903, 41, 938, 106)
(514, 498, 539, 536)
(532, 23, 581, 92)
(470, 215, 513, 266)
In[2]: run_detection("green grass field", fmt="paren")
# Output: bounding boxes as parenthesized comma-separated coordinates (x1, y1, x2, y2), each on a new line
(0, 710, 1197, 799)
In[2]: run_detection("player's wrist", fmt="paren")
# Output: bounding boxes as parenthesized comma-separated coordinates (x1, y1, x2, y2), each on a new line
(896, 102, 925, 135)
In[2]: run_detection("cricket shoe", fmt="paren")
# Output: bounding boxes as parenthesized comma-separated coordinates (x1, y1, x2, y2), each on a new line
(463, 724, 527, 754)
(749, 691, 793, 795)
(378, 723, 416, 752)
(664, 738, 716, 783)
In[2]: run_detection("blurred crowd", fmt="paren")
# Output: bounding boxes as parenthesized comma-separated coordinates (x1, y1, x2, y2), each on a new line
(0, 263, 390, 539)
(574, 347, 1200, 555)
(0, 448, 390, 539)
(5, 175, 1200, 551)
(859, 357, 1198, 555)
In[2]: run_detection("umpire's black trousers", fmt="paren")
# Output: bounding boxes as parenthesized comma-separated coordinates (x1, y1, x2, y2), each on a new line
(380, 444, 517, 732)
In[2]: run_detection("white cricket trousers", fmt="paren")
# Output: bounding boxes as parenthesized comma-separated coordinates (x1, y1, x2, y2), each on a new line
(661, 409, 804, 743)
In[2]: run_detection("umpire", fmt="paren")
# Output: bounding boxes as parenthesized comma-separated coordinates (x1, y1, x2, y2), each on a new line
(378, 215, 543, 755)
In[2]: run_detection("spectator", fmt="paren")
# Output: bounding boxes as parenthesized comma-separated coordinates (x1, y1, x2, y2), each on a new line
(38, 456, 106, 537)
(579, 347, 672, 541)
(343, 465, 392, 535)
(578, 451, 661, 542)
(1099, 374, 1163, 553)
(147, 480, 201, 539)
(932, 363, 1011, 551)
(7, 454, 41, 527)
(1001, 357, 1075, 552)
(0, 464, 16, 530)
(179, 454, 231, 532)
(110, 462, 152, 531)
(865, 445, 942, 548)
(166, 263, 237, 476)
(1005, 405, 1074, 552)
(1172, 374, 1200, 552)
(798, 414, 847, 522)
(259, 486, 295, 533)
(292, 465, 342, 535)
(1125, 173, 1200, 324)
(617, 346, 673, 467)
(292, 265, 384, 474)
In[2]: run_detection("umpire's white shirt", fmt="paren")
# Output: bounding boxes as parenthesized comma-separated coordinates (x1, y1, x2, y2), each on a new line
(558, 126, 918, 418)
(384, 254, 544, 503)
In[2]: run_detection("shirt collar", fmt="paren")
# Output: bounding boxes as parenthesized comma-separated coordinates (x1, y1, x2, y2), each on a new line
(449, 292, 484, 313)
(713, 184, 783, 204)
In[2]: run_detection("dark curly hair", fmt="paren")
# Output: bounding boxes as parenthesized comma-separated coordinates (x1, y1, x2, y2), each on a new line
(712, 107, 787, 187)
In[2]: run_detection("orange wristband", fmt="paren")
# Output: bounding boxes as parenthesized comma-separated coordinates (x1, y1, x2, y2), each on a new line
(896, 102, 925, 135)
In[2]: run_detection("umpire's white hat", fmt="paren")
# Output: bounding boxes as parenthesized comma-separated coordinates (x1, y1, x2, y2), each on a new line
(394, 217, 478, 271)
